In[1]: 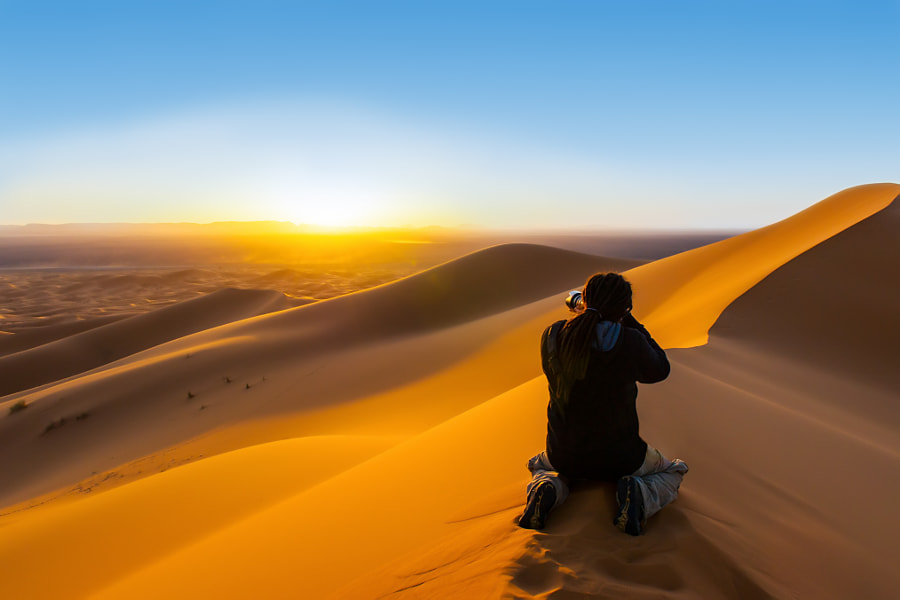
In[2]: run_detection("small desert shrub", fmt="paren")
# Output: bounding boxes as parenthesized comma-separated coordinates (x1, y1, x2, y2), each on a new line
(44, 417, 69, 434)
(9, 401, 28, 415)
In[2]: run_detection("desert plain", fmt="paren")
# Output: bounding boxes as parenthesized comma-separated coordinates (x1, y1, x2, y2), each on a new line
(0, 183, 898, 599)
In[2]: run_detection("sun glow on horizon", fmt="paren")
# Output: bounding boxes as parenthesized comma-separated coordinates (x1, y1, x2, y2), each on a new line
(261, 180, 386, 228)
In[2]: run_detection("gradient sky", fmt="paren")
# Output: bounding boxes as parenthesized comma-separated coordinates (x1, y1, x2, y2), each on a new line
(1, 0, 898, 229)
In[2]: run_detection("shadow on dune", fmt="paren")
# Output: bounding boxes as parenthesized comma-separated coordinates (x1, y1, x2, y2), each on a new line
(709, 194, 900, 399)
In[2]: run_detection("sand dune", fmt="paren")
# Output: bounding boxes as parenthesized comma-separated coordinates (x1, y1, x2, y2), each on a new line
(0, 265, 395, 332)
(0, 287, 302, 397)
(640, 194, 900, 598)
(0, 244, 631, 508)
(0, 434, 399, 600)
(0, 184, 897, 599)
(709, 196, 900, 396)
(625, 183, 899, 348)
(0, 314, 129, 357)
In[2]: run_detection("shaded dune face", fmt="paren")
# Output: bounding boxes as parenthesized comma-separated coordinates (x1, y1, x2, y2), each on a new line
(709, 195, 900, 394)
(623, 184, 900, 349)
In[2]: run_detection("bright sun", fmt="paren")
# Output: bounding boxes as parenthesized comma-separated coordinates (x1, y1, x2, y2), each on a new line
(292, 200, 364, 228)
(264, 182, 381, 228)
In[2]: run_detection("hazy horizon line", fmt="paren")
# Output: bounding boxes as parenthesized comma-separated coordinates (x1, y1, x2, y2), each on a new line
(0, 220, 747, 236)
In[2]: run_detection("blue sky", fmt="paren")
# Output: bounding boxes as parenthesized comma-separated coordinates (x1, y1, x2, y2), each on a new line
(1, 0, 898, 228)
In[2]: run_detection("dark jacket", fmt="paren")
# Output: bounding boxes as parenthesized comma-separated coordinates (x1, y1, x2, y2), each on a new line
(541, 313, 669, 481)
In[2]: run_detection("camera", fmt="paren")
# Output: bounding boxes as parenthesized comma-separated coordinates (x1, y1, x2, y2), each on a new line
(565, 290, 584, 313)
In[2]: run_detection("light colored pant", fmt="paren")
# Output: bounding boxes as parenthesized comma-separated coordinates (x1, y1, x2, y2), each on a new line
(525, 447, 688, 521)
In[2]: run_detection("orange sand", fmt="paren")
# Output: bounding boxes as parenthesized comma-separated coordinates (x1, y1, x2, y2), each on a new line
(0, 183, 898, 599)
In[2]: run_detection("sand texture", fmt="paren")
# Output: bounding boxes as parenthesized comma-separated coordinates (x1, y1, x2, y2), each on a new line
(0, 184, 898, 599)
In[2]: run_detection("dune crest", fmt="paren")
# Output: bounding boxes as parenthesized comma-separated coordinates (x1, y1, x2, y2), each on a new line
(627, 183, 899, 348)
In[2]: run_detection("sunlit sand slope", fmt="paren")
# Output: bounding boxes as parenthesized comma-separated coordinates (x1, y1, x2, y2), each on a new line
(0, 435, 399, 600)
(0, 185, 896, 599)
(0, 244, 631, 509)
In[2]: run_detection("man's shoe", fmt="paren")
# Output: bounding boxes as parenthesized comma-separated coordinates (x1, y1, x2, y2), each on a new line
(613, 476, 645, 536)
(518, 482, 557, 530)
